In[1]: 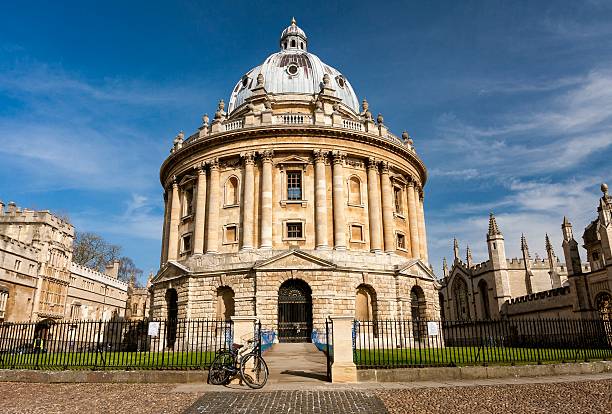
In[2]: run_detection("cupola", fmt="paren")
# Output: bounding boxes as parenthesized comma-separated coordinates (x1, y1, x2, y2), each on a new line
(280, 17, 308, 51)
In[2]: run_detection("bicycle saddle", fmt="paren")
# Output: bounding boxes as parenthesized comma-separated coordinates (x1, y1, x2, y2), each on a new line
(232, 343, 244, 350)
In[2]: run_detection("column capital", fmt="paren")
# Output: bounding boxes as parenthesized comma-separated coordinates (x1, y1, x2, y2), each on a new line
(367, 157, 378, 170)
(260, 149, 274, 163)
(407, 180, 415, 188)
(313, 149, 328, 163)
(206, 158, 219, 170)
(331, 150, 346, 165)
(241, 151, 256, 165)
(171, 176, 179, 188)
(380, 161, 390, 174)
(194, 163, 206, 175)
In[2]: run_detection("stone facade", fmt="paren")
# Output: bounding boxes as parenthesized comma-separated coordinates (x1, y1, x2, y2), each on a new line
(0, 202, 128, 323)
(125, 276, 152, 321)
(151, 20, 438, 341)
(439, 184, 612, 321)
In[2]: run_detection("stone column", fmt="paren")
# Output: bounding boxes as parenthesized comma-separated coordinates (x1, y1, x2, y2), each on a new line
(193, 165, 207, 255)
(167, 180, 180, 261)
(241, 152, 255, 250)
(330, 315, 357, 383)
(313, 150, 329, 249)
(380, 162, 395, 253)
(331, 151, 346, 250)
(260, 150, 274, 249)
(417, 188, 428, 263)
(206, 159, 220, 253)
(366, 158, 382, 253)
(160, 190, 170, 265)
(407, 181, 420, 259)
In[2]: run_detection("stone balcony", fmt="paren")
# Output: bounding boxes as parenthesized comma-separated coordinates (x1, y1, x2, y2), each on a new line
(177, 109, 414, 153)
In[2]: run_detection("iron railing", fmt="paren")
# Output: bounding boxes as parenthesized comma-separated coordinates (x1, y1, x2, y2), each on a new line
(353, 318, 612, 368)
(0, 318, 232, 370)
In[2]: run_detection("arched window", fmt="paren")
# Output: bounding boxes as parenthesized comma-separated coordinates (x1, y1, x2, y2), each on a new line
(478, 279, 491, 320)
(596, 292, 612, 321)
(300, 42, 304, 49)
(224, 176, 239, 206)
(291, 39, 296, 48)
(348, 176, 361, 205)
(216, 287, 235, 321)
(355, 284, 377, 321)
(411, 286, 427, 340)
(452, 277, 471, 320)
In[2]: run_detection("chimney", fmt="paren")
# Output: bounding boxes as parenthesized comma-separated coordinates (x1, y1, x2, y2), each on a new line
(0, 201, 4, 216)
(105, 260, 120, 279)
(7, 202, 17, 214)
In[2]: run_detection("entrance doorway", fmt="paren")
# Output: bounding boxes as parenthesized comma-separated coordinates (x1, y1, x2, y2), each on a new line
(278, 279, 312, 343)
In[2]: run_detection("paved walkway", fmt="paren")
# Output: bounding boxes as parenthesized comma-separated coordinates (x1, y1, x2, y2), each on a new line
(263, 342, 328, 383)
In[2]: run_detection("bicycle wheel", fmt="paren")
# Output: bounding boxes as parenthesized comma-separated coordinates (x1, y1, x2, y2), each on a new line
(208, 351, 235, 385)
(240, 353, 268, 389)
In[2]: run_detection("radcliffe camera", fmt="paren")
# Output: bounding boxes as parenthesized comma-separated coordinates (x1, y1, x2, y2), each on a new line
(0, 3, 610, 414)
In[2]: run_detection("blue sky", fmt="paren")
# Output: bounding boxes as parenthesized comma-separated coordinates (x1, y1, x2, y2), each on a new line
(1, 1, 611, 282)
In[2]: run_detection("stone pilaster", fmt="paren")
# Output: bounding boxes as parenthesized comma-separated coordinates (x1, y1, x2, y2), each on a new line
(193, 165, 207, 255)
(331, 151, 346, 250)
(313, 150, 329, 249)
(241, 152, 255, 250)
(417, 187, 428, 262)
(380, 162, 395, 253)
(407, 181, 420, 259)
(260, 150, 274, 249)
(167, 180, 180, 261)
(160, 190, 170, 264)
(206, 159, 220, 253)
(367, 158, 382, 253)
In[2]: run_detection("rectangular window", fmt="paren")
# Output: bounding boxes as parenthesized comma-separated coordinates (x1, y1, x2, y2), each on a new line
(183, 187, 194, 217)
(225, 225, 238, 243)
(397, 233, 406, 250)
(394, 187, 402, 214)
(287, 171, 302, 200)
(14, 260, 21, 271)
(0, 291, 8, 320)
(286, 222, 303, 239)
(351, 225, 364, 242)
(181, 234, 192, 254)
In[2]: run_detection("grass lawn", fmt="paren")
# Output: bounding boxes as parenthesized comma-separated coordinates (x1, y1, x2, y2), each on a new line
(0, 350, 219, 370)
(353, 346, 612, 367)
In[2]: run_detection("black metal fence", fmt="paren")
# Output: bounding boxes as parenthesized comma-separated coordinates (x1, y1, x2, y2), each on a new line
(353, 318, 612, 368)
(0, 319, 232, 370)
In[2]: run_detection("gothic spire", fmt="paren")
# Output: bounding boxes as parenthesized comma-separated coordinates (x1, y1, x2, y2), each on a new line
(442, 257, 449, 277)
(453, 237, 460, 260)
(488, 212, 502, 237)
(521, 233, 531, 259)
(466, 245, 473, 266)
(545, 233, 555, 256)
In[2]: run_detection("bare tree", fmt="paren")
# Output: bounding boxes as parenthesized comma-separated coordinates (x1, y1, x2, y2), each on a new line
(72, 232, 121, 272)
(118, 256, 143, 285)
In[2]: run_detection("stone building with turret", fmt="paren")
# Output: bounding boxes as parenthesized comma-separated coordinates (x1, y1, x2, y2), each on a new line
(439, 184, 612, 321)
(150, 19, 438, 343)
(0, 202, 128, 324)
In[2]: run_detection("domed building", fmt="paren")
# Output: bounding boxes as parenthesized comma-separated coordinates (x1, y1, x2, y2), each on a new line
(151, 19, 439, 342)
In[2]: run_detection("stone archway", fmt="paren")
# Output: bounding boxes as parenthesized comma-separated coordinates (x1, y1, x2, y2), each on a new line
(277, 279, 312, 343)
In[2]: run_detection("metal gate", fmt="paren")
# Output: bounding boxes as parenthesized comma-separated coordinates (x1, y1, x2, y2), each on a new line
(278, 279, 312, 342)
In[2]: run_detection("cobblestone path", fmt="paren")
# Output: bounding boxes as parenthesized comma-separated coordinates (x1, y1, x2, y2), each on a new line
(185, 390, 388, 414)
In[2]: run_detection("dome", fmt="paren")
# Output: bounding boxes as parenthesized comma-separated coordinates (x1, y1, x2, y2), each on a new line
(227, 19, 360, 115)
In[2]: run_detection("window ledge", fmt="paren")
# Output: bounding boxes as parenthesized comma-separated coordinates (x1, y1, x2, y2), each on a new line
(396, 247, 408, 252)
(222, 240, 239, 245)
(350, 240, 367, 244)
(282, 237, 307, 242)
(393, 212, 406, 220)
(347, 202, 364, 208)
(181, 214, 193, 222)
(280, 200, 308, 208)
(223, 203, 239, 209)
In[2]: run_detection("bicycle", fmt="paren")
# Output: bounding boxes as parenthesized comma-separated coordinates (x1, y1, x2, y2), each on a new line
(208, 339, 268, 389)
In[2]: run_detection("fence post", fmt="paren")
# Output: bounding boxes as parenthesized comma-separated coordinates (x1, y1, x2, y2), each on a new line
(330, 315, 357, 383)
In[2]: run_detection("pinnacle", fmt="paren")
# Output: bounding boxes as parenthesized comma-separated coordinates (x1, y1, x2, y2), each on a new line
(488, 212, 502, 236)
(521, 233, 529, 250)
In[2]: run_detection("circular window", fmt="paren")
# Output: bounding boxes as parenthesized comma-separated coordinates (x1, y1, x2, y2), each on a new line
(336, 76, 345, 88)
(286, 64, 299, 76)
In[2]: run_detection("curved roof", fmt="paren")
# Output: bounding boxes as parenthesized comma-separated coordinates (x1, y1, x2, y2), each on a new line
(227, 19, 360, 115)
